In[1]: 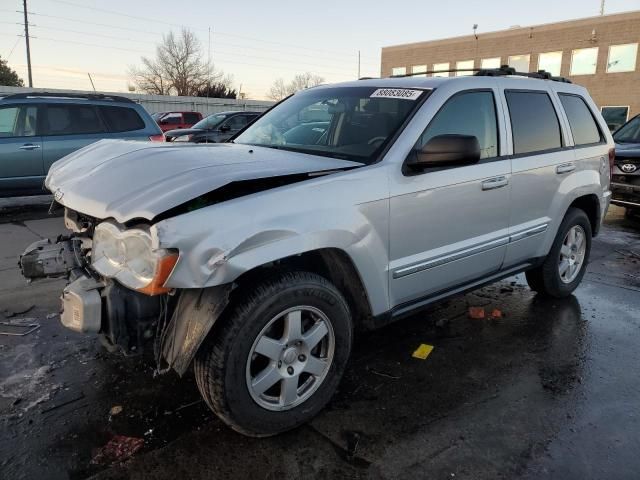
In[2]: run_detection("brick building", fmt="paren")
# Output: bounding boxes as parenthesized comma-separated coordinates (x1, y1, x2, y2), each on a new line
(381, 11, 640, 130)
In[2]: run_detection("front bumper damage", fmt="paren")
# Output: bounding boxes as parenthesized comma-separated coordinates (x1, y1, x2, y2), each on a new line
(19, 236, 231, 375)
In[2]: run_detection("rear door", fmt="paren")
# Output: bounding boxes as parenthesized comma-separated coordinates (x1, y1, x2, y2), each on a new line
(42, 103, 108, 173)
(389, 88, 511, 307)
(0, 103, 44, 194)
(501, 88, 572, 267)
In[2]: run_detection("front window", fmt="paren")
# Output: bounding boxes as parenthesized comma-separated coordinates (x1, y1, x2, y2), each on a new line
(234, 86, 428, 164)
(193, 113, 228, 129)
(613, 115, 640, 143)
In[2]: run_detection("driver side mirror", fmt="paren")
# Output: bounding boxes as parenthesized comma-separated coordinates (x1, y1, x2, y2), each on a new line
(406, 134, 481, 170)
(219, 124, 231, 132)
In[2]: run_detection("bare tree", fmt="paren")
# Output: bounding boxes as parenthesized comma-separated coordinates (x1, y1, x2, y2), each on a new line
(266, 72, 325, 101)
(131, 28, 229, 96)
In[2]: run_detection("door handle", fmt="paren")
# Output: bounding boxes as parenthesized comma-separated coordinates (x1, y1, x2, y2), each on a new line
(19, 144, 41, 151)
(556, 162, 575, 174)
(481, 176, 509, 191)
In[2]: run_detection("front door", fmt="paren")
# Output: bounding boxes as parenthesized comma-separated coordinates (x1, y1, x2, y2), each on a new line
(0, 103, 44, 195)
(389, 89, 511, 308)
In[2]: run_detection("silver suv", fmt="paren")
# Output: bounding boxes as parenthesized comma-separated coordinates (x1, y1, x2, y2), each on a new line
(21, 71, 613, 436)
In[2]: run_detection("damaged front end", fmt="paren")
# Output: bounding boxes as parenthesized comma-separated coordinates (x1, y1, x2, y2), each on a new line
(18, 208, 232, 376)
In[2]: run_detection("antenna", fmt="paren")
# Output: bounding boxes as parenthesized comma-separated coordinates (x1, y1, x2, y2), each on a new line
(600, 0, 605, 15)
(357, 50, 361, 79)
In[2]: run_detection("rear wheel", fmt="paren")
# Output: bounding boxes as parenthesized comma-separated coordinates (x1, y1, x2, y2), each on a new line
(525, 208, 592, 298)
(194, 271, 352, 436)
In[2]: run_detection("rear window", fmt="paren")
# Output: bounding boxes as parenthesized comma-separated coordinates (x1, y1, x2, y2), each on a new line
(45, 104, 105, 135)
(505, 91, 562, 155)
(183, 112, 200, 124)
(99, 106, 145, 132)
(559, 94, 602, 146)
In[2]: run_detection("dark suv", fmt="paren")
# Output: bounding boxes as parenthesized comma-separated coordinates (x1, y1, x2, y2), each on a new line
(611, 114, 640, 215)
(165, 111, 260, 143)
(0, 92, 163, 197)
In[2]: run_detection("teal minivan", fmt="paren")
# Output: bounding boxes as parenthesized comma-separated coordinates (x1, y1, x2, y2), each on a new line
(0, 92, 164, 197)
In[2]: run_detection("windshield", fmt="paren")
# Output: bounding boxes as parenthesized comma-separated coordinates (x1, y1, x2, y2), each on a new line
(234, 86, 427, 163)
(193, 113, 228, 130)
(614, 115, 640, 143)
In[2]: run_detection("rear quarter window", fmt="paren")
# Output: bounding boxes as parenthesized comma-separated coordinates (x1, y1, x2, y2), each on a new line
(505, 91, 562, 155)
(99, 106, 145, 132)
(558, 94, 602, 146)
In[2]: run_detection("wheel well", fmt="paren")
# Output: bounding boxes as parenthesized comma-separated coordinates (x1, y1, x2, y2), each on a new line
(232, 248, 373, 330)
(568, 194, 601, 236)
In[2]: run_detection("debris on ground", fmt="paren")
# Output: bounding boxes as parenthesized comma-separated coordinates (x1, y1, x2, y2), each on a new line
(0, 319, 40, 336)
(109, 405, 123, 416)
(412, 343, 434, 360)
(41, 391, 85, 414)
(367, 367, 401, 379)
(46, 313, 58, 319)
(490, 309, 503, 319)
(90, 435, 144, 465)
(468, 307, 485, 319)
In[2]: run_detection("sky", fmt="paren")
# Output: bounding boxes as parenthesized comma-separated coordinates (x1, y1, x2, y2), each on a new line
(1, 0, 639, 99)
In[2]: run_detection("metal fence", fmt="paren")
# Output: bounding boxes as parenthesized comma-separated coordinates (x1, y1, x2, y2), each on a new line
(0, 86, 274, 115)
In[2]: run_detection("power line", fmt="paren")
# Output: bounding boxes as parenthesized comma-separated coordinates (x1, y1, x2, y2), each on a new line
(41, 0, 379, 62)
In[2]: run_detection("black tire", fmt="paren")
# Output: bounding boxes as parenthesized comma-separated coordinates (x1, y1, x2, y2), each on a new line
(194, 271, 352, 436)
(525, 207, 592, 298)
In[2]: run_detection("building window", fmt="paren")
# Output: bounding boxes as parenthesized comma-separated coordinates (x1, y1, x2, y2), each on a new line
(570, 47, 598, 75)
(455, 60, 474, 76)
(538, 51, 563, 76)
(432, 62, 450, 77)
(508, 54, 530, 72)
(481, 57, 501, 69)
(601, 106, 629, 131)
(392, 67, 406, 76)
(412, 65, 427, 77)
(607, 43, 638, 73)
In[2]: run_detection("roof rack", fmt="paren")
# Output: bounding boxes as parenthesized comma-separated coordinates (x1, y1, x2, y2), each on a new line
(387, 65, 572, 83)
(0, 92, 136, 103)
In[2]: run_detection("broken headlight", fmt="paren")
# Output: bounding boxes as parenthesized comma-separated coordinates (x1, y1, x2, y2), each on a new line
(92, 221, 178, 295)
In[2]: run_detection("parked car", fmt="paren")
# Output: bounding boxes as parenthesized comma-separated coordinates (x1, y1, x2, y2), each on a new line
(155, 111, 203, 132)
(20, 70, 612, 437)
(165, 111, 261, 142)
(610, 114, 640, 216)
(0, 92, 163, 197)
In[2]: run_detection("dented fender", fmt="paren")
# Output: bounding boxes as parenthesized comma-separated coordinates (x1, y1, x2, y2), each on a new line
(151, 164, 392, 316)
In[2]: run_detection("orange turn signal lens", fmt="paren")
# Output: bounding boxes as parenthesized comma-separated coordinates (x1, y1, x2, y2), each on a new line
(137, 253, 179, 296)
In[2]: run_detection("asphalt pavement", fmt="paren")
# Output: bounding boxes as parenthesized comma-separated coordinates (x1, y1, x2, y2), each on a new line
(0, 206, 638, 480)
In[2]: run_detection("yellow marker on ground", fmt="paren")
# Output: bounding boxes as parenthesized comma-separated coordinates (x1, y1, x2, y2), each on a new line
(412, 343, 434, 360)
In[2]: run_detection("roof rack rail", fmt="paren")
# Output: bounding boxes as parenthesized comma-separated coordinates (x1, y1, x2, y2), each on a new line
(386, 65, 572, 83)
(0, 92, 136, 103)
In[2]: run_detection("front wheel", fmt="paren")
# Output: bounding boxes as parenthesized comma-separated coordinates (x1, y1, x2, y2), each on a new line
(194, 271, 352, 436)
(525, 207, 592, 298)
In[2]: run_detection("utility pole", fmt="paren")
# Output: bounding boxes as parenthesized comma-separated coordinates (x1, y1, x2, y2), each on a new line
(22, 0, 33, 87)
(600, 0, 605, 15)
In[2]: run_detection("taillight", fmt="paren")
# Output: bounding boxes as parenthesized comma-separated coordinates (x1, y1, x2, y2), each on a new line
(608, 147, 615, 176)
(149, 134, 165, 142)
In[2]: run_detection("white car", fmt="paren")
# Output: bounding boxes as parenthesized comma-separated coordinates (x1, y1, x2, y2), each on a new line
(21, 67, 613, 436)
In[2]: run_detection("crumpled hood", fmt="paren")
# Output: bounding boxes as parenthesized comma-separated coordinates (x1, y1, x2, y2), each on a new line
(46, 139, 361, 223)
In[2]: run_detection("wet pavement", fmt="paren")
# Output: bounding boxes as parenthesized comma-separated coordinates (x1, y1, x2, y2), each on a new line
(0, 206, 639, 479)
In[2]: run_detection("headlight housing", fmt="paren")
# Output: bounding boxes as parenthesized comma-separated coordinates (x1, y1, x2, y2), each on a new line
(92, 221, 178, 295)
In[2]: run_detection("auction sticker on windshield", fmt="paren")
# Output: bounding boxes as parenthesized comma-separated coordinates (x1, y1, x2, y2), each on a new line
(370, 89, 423, 100)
